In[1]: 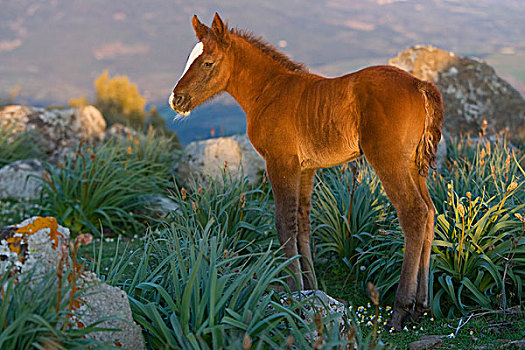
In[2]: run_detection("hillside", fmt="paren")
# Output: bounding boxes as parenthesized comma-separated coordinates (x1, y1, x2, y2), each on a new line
(1, 0, 524, 109)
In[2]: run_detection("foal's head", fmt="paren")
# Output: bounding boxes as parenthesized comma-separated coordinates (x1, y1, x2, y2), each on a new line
(169, 13, 232, 116)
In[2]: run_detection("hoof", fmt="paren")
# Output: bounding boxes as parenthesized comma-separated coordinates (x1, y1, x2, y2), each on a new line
(387, 307, 411, 331)
(411, 304, 429, 322)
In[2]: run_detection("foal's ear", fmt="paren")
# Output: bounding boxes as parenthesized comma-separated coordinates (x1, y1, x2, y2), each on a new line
(211, 12, 230, 46)
(192, 15, 209, 41)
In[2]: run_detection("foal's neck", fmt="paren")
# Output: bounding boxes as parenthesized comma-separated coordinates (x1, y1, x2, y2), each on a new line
(225, 36, 291, 114)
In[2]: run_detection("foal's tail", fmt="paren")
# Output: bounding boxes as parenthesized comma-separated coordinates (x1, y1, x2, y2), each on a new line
(415, 81, 444, 177)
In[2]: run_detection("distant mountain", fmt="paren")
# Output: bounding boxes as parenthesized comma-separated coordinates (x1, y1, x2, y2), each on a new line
(1, 0, 524, 107)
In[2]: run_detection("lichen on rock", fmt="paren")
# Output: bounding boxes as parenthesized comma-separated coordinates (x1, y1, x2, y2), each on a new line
(0, 217, 145, 349)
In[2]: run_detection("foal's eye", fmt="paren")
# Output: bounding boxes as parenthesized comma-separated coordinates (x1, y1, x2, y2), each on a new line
(204, 62, 214, 68)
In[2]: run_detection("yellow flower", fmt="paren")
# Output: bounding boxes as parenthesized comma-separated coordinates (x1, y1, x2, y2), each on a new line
(507, 182, 518, 192)
(457, 203, 465, 218)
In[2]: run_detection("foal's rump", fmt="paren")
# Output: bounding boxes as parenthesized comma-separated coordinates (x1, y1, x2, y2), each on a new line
(351, 65, 443, 176)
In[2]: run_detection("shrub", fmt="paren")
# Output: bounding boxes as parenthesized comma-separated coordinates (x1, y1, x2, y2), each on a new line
(38, 136, 175, 236)
(94, 70, 146, 128)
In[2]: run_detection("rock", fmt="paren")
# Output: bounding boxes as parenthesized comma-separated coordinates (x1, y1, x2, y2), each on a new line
(0, 217, 145, 349)
(408, 335, 445, 350)
(143, 195, 180, 218)
(0, 216, 69, 275)
(0, 159, 44, 201)
(281, 290, 351, 345)
(78, 272, 145, 350)
(0, 105, 106, 162)
(177, 134, 266, 185)
(104, 123, 139, 141)
(389, 46, 525, 144)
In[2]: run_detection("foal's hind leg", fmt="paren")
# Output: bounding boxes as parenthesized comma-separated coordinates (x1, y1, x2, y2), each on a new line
(366, 162, 428, 330)
(297, 169, 317, 290)
(412, 175, 435, 321)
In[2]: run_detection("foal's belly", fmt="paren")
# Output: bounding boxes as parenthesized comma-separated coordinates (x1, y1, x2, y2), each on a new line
(299, 151, 362, 169)
(298, 133, 362, 170)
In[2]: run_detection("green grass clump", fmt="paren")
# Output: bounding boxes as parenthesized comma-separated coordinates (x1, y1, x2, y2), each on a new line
(103, 224, 368, 349)
(166, 172, 275, 253)
(0, 269, 113, 349)
(311, 161, 390, 267)
(0, 123, 43, 167)
(83, 172, 388, 348)
(38, 131, 179, 237)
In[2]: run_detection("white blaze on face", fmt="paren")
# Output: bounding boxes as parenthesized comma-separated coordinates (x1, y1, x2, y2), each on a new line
(169, 42, 204, 116)
(180, 41, 204, 81)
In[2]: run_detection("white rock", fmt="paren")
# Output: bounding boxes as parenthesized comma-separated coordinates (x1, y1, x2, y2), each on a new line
(177, 134, 266, 185)
(0, 159, 44, 201)
(0, 105, 106, 161)
(78, 272, 145, 350)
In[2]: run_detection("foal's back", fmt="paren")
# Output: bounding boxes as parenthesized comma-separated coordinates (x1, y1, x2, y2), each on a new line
(294, 65, 428, 170)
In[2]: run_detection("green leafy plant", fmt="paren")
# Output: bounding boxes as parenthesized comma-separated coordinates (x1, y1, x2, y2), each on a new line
(100, 220, 388, 349)
(430, 184, 525, 318)
(114, 223, 311, 349)
(431, 137, 525, 207)
(0, 269, 113, 349)
(353, 229, 404, 304)
(312, 162, 389, 264)
(110, 126, 181, 169)
(167, 172, 276, 252)
(38, 139, 171, 236)
(0, 123, 43, 167)
(338, 136, 525, 314)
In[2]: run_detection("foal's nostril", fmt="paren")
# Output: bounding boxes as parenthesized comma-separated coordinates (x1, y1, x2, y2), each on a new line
(173, 93, 188, 108)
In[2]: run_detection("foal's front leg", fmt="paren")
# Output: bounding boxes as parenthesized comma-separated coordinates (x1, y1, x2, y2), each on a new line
(266, 160, 303, 291)
(297, 169, 317, 290)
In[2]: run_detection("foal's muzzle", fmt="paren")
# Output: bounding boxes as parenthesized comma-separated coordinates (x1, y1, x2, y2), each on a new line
(169, 92, 192, 114)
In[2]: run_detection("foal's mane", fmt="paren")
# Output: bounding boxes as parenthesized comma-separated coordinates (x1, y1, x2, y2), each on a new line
(229, 28, 308, 73)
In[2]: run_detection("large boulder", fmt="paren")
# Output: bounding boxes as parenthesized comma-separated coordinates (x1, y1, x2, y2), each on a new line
(389, 46, 525, 144)
(0, 105, 106, 161)
(0, 159, 44, 201)
(0, 216, 70, 275)
(177, 134, 266, 185)
(0, 217, 145, 349)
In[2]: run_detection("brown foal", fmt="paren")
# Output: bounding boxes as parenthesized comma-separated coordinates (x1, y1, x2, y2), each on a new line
(169, 13, 444, 330)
